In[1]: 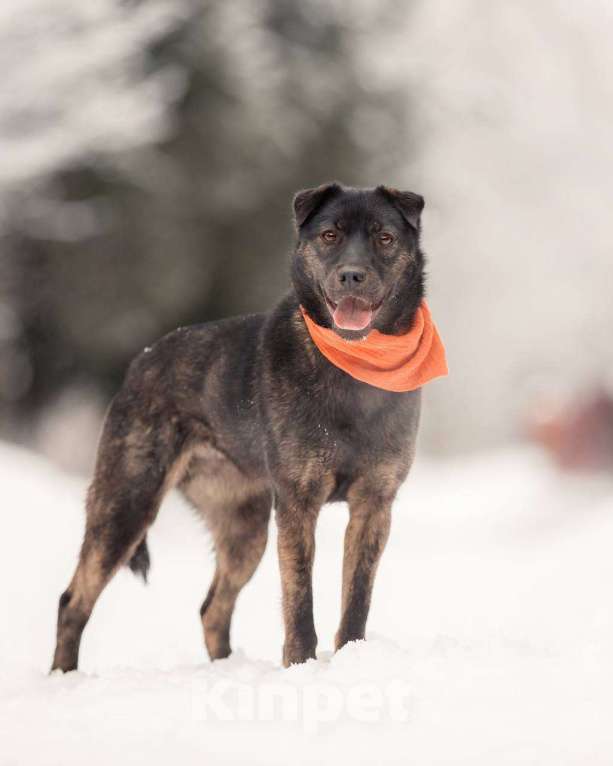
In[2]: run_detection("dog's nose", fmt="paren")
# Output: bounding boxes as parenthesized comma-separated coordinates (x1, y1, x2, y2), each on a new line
(337, 267, 367, 285)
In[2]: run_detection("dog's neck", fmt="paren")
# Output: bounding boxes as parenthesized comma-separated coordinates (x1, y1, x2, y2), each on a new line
(300, 300, 447, 392)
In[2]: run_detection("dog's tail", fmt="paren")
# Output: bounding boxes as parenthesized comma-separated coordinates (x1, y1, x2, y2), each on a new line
(127, 536, 151, 583)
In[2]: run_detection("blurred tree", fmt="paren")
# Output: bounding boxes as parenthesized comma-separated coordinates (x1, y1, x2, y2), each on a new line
(0, 0, 410, 447)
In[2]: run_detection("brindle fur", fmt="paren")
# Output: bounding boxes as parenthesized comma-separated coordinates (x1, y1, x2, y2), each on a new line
(51, 183, 426, 671)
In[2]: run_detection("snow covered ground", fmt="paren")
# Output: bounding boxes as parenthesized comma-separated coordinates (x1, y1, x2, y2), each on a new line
(2, 440, 613, 764)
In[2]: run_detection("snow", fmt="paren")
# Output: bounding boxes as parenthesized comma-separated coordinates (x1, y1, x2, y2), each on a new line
(2, 439, 613, 763)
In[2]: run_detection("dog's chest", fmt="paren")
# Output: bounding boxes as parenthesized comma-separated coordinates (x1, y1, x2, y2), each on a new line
(313, 393, 415, 504)
(308, 379, 416, 460)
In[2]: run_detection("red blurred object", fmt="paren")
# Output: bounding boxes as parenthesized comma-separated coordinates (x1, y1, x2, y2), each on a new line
(527, 388, 613, 472)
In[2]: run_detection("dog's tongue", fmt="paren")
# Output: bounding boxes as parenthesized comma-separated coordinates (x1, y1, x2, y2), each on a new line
(333, 297, 373, 331)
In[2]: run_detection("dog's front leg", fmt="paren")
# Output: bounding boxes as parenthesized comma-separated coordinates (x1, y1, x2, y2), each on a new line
(276, 491, 322, 667)
(335, 478, 395, 651)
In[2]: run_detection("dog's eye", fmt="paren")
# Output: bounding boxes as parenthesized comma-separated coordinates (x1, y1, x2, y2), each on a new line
(321, 230, 337, 243)
(379, 232, 394, 246)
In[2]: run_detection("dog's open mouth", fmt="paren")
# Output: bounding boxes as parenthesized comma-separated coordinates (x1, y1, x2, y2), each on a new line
(325, 295, 381, 331)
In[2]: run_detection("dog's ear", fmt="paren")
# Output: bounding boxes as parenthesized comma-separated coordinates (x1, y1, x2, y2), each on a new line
(377, 186, 425, 230)
(293, 182, 342, 228)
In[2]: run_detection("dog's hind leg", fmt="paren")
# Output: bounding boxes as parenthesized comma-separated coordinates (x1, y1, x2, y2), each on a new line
(51, 393, 191, 673)
(183, 468, 271, 660)
(201, 489, 271, 659)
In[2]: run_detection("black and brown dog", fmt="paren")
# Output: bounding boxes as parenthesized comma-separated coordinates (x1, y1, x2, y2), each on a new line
(52, 182, 435, 671)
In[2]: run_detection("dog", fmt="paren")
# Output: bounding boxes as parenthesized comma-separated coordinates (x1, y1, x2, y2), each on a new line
(51, 182, 444, 671)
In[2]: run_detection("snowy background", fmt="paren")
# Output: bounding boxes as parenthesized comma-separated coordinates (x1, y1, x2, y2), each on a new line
(1, 1, 613, 763)
(2, 0, 612, 461)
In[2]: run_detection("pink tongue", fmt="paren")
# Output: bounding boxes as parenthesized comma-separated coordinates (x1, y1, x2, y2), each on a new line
(333, 297, 373, 331)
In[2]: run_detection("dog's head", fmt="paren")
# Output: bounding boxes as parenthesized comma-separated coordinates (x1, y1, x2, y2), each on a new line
(291, 183, 426, 338)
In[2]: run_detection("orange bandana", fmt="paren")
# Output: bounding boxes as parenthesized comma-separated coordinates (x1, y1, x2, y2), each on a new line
(301, 300, 448, 392)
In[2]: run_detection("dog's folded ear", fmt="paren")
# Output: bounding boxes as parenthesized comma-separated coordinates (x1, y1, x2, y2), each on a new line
(376, 186, 425, 230)
(293, 182, 342, 228)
